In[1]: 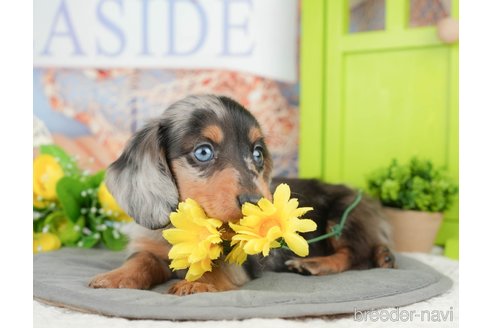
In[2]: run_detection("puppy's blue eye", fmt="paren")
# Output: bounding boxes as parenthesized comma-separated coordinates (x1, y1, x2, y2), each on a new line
(253, 146, 264, 166)
(194, 144, 214, 162)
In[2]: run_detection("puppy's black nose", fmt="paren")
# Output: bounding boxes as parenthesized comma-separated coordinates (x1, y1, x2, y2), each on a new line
(237, 194, 262, 207)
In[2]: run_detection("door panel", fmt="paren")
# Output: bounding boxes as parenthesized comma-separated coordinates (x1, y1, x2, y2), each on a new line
(343, 47, 450, 187)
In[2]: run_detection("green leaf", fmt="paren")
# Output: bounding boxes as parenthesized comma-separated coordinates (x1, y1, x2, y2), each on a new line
(87, 212, 104, 231)
(102, 226, 128, 251)
(82, 170, 106, 189)
(33, 214, 48, 232)
(39, 144, 80, 176)
(56, 177, 88, 222)
(45, 212, 84, 245)
(77, 232, 101, 249)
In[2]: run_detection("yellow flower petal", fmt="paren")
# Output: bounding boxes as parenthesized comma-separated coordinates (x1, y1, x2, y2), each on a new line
(273, 183, 290, 209)
(284, 233, 310, 257)
(225, 243, 248, 265)
(231, 234, 258, 242)
(270, 240, 281, 248)
(205, 234, 223, 244)
(162, 229, 195, 244)
(205, 221, 224, 236)
(33, 232, 61, 253)
(169, 258, 189, 270)
(295, 218, 317, 233)
(243, 239, 264, 255)
(229, 223, 258, 237)
(169, 212, 191, 230)
(33, 154, 64, 200)
(33, 193, 50, 209)
(186, 262, 206, 281)
(200, 259, 212, 272)
(188, 245, 209, 263)
(168, 242, 196, 259)
(241, 203, 264, 217)
(292, 207, 315, 219)
(283, 198, 300, 215)
(209, 245, 223, 260)
(239, 215, 262, 227)
(257, 198, 276, 214)
(266, 225, 282, 242)
(170, 210, 199, 231)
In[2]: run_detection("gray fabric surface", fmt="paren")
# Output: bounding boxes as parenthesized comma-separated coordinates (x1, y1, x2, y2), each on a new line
(33, 248, 452, 320)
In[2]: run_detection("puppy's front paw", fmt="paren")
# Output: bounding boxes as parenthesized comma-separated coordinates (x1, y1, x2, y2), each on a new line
(373, 245, 396, 269)
(285, 259, 321, 276)
(89, 270, 151, 290)
(168, 280, 218, 296)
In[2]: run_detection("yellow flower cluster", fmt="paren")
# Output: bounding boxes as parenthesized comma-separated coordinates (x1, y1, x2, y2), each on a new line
(33, 154, 64, 208)
(33, 154, 65, 253)
(162, 184, 317, 281)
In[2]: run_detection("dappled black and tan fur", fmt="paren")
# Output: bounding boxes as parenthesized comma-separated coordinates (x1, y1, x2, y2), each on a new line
(89, 95, 395, 296)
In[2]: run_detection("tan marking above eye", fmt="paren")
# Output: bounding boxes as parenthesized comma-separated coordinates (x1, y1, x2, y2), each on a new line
(248, 127, 263, 144)
(202, 125, 224, 144)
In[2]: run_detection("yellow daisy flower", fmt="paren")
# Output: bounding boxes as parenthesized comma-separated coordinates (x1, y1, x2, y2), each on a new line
(33, 232, 61, 253)
(162, 199, 224, 281)
(33, 154, 64, 201)
(98, 182, 133, 222)
(228, 183, 316, 262)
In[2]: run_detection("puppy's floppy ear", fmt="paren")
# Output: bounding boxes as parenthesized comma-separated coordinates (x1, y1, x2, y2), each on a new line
(105, 119, 178, 229)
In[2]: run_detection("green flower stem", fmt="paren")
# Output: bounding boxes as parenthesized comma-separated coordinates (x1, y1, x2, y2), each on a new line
(281, 191, 363, 251)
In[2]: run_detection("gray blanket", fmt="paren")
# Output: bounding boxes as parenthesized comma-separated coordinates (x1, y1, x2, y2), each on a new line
(33, 248, 452, 320)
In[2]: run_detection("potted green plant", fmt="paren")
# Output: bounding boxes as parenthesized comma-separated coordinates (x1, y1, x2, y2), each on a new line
(366, 157, 458, 253)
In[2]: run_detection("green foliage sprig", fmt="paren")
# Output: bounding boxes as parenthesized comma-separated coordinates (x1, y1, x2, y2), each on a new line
(366, 157, 458, 212)
(33, 145, 129, 252)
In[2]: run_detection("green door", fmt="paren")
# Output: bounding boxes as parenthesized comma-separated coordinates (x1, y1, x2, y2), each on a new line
(300, 0, 458, 254)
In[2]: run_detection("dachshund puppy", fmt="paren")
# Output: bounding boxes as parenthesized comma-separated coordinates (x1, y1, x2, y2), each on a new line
(89, 95, 395, 295)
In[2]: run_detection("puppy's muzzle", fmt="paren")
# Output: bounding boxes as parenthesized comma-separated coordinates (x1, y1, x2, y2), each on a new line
(237, 194, 262, 207)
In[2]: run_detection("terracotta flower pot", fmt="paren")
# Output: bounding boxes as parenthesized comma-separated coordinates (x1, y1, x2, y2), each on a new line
(383, 207, 443, 253)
